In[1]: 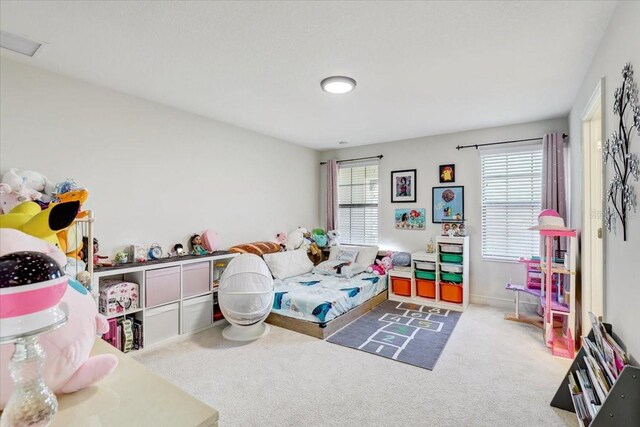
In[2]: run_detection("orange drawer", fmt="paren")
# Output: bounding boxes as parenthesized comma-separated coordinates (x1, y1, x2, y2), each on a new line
(416, 279, 436, 299)
(440, 283, 463, 303)
(391, 277, 411, 297)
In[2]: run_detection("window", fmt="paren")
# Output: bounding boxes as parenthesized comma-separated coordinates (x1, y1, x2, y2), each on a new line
(481, 146, 542, 261)
(338, 161, 379, 245)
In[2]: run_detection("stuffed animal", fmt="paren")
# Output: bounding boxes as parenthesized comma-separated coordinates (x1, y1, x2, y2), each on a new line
(0, 183, 42, 214)
(327, 230, 341, 247)
(0, 230, 118, 409)
(275, 232, 287, 251)
(311, 228, 328, 248)
(1, 168, 55, 203)
(285, 227, 309, 251)
(0, 201, 79, 248)
(367, 253, 393, 276)
(201, 229, 220, 252)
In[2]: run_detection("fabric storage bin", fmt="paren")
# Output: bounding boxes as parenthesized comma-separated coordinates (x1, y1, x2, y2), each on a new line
(144, 302, 179, 346)
(391, 277, 411, 296)
(183, 261, 210, 298)
(440, 263, 463, 273)
(416, 279, 436, 299)
(415, 270, 436, 280)
(182, 294, 213, 333)
(440, 253, 463, 264)
(439, 244, 463, 253)
(415, 261, 436, 270)
(145, 266, 180, 308)
(441, 272, 463, 283)
(440, 283, 463, 303)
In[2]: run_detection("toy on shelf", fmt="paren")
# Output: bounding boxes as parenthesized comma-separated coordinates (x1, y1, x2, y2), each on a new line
(505, 209, 578, 359)
(190, 234, 209, 256)
(201, 229, 220, 252)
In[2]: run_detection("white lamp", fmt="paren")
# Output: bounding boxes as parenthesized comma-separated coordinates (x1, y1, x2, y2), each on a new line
(218, 254, 274, 341)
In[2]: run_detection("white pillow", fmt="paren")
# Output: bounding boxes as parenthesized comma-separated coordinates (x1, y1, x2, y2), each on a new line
(337, 248, 359, 263)
(329, 245, 379, 267)
(263, 248, 314, 279)
(313, 260, 367, 278)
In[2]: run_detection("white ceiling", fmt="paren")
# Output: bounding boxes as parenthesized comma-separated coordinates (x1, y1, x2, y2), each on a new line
(0, 1, 617, 150)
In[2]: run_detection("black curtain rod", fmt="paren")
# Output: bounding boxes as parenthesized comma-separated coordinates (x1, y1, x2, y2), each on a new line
(455, 133, 568, 151)
(320, 154, 383, 165)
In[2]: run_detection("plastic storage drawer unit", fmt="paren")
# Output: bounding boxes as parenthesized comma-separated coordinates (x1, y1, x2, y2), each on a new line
(144, 302, 179, 346)
(441, 272, 463, 283)
(145, 266, 180, 308)
(416, 279, 436, 299)
(182, 294, 213, 334)
(440, 253, 463, 264)
(182, 262, 210, 298)
(439, 244, 463, 253)
(391, 277, 411, 296)
(415, 261, 436, 270)
(440, 263, 463, 273)
(415, 270, 436, 280)
(440, 283, 463, 303)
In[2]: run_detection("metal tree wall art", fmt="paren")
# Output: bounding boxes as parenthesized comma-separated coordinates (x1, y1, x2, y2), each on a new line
(603, 62, 640, 241)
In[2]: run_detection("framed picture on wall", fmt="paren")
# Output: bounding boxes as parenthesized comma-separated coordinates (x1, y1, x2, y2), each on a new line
(395, 208, 426, 230)
(432, 186, 464, 223)
(391, 169, 417, 203)
(439, 164, 455, 183)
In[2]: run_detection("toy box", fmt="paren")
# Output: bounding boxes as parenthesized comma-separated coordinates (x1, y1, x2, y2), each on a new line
(99, 279, 140, 315)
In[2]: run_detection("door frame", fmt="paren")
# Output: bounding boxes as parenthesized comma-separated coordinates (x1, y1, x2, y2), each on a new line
(580, 78, 605, 331)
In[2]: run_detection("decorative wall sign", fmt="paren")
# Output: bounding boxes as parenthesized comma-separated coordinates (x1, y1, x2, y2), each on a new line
(395, 208, 426, 230)
(439, 164, 455, 183)
(432, 186, 464, 223)
(391, 169, 417, 203)
(603, 62, 640, 241)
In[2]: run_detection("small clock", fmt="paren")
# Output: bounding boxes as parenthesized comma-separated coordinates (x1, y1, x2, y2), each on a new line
(148, 244, 163, 260)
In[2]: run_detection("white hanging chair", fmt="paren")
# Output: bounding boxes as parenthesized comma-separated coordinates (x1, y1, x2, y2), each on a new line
(219, 253, 274, 341)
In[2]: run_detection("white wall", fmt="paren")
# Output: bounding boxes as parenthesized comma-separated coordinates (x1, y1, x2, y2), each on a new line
(321, 117, 568, 308)
(568, 1, 640, 359)
(0, 59, 320, 256)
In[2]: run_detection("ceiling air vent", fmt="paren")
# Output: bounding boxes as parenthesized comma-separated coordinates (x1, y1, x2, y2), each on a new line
(0, 31, 42, 57)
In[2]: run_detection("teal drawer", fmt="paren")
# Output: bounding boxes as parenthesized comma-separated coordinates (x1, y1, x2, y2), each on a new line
(441, 272, 463, 283)
(440, 253, 463, 264)
(415, 270, 436, 280)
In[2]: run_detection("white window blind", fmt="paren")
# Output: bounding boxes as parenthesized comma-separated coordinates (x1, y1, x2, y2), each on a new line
(338, 161, 379, 245)
(481, 146, 542, 261)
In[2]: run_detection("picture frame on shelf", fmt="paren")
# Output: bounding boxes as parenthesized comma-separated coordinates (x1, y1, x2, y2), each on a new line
(432, 186, 464, 223)
(439, 164, 455, 183)
(391, 169, 417, 203)
(395, 208, 426, 230)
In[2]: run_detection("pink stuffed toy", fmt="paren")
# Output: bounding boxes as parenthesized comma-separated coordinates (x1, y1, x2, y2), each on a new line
(0, 229, 118, 409)
(367, 253, 393, 276)
(201, 229, 220, 252)
(0, 183, 42, 214)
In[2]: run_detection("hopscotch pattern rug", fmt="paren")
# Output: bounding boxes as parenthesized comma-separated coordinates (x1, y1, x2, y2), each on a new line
(327, 300, 461, 370)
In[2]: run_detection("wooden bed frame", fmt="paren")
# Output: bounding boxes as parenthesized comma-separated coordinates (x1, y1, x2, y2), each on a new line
(266, 290, 388, 339)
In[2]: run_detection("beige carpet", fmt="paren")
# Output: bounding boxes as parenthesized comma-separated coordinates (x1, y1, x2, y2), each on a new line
(134, 304, 578, 427)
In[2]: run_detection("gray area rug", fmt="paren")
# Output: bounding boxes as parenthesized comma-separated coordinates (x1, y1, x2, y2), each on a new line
(327, 300, 461, 370)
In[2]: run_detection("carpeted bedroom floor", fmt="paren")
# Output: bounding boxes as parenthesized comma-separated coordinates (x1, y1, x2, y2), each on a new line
(133, 304, 578, 427)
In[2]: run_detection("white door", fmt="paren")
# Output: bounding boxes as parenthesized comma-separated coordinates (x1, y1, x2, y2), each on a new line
(581, 79, 605, 333)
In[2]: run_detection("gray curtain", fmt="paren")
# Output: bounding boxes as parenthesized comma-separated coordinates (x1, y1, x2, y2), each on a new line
(326, 159, 338, 231)
(542, 132, 567, 250)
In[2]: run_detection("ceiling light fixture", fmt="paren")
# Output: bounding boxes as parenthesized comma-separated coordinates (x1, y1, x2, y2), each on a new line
(0, 31, 42, 57)
(321, 76, 356, 94)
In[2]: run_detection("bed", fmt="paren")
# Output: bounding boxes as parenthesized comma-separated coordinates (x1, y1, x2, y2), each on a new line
(228, 241, 388, 339)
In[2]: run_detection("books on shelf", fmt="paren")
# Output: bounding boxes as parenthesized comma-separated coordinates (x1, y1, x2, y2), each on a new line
(567, 313, 630, 426)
